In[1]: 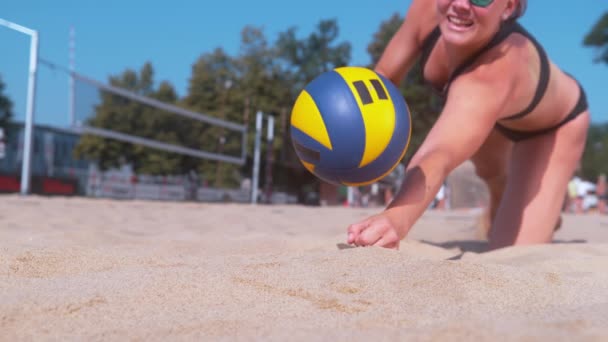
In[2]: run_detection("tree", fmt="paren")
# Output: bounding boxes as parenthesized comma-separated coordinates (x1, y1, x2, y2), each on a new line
(131, 80, 184, 175)
(74, 62, 183, 173)
(0, 75, 13, 131)
(367, 13, 402, 66)
(584, 12, 608, 64)
(579, 12, 608, 181)
(580, 123, 608, 180)
(366, 13, 441, 159)
(182, 48, 242, 187)
(276, 19, 352, 89)
(236, 26, 294, 160)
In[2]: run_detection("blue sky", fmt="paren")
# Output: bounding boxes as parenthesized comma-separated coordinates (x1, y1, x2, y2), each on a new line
(1, 0, 607, 128)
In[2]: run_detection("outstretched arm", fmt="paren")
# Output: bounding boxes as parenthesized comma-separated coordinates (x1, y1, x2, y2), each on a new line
(374, 0, 437, 85)
(347, 67, 513, 248)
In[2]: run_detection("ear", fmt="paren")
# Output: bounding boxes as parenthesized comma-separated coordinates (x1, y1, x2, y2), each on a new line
(501, 0, 517, 20)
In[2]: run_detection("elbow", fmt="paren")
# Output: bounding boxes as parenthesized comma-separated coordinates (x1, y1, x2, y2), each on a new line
(373, 66, 390, 80)
(373, 65, 385, 75)
(374, 65, 403, 86)
(408, 148, 454, 183)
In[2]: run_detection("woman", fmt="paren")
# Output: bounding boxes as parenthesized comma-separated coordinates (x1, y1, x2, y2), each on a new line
(346, 0, 590, 250)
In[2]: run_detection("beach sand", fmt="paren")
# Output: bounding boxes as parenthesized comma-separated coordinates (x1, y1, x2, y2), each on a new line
(1, 194, 608, 341)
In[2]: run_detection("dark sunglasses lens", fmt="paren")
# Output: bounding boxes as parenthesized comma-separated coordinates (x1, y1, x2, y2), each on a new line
(471, 0, 494, 7)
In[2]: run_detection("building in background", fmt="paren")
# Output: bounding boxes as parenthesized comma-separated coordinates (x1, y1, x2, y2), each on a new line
(0, 122, 88, 195)
(0, 122, 254, 202)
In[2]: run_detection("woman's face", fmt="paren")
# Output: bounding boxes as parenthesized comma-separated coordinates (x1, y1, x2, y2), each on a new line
(437, 0, 516, 48)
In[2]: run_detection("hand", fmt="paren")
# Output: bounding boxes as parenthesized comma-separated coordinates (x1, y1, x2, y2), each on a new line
(346, 213, 401, 249)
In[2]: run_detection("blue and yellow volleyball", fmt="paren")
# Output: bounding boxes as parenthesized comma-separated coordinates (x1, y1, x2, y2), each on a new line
(290, 66, 411, 186)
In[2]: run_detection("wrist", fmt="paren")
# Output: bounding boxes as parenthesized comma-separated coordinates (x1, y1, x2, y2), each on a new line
(383, 206, 411, 239)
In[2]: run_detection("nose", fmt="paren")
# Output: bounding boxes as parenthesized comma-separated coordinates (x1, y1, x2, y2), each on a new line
(451, 0, 472, 12)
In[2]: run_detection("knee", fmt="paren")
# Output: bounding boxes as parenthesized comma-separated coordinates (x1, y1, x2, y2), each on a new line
(473, 160, 506, 183)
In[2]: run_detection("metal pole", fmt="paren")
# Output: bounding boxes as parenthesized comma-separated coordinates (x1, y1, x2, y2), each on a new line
(347, 187, 354, 207)
(264, 115, 275, 203)
(0, 19, 39, 195)
(21, 30, 39, 195)
(251, 111, 263, 204)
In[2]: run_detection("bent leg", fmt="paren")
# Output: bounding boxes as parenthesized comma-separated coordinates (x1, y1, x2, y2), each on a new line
(470, 129, 513, 239)
(489, 112, 590, 249)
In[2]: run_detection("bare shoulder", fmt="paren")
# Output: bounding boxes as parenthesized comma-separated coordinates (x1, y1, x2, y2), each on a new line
(474, 36, 522, 83)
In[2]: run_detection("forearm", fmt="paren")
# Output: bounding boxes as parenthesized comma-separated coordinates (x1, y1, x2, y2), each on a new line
(384, 152, 449, 238)
(373, 24, 421, 86)
(374, 50, 418, 87)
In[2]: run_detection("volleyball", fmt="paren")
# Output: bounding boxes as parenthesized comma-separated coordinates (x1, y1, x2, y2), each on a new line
(290, 66, 411, 186)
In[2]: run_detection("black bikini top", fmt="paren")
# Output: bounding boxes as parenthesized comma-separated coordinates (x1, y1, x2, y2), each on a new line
(419, 21, 550, 121)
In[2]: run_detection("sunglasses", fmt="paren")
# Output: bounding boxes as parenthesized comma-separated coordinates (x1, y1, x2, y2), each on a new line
(470, 0, 494, 7)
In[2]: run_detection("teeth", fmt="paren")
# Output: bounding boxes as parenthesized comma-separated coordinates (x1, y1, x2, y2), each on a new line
(449, 16, 472, 26)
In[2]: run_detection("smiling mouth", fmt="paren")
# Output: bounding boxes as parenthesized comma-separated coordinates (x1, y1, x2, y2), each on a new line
(448, 15, 474, 28)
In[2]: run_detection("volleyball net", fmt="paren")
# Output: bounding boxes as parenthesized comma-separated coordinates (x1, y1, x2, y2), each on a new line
(69, 70, 247, 165)
(4, 58, 252, 200)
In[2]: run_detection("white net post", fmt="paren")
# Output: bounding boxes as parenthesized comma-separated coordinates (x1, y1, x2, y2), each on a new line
(0, 18, 39, 195)
(251, 111, 263, 204)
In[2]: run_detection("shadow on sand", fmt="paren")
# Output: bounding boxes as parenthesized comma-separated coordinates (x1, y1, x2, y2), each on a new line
(336, 239, 588, 258)
(420, 239, 588, 260)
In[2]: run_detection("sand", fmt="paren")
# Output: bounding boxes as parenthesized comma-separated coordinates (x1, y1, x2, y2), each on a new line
(1, 194, 608, 341)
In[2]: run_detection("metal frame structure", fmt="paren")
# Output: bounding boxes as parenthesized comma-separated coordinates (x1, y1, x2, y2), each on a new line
(3, 18, 251, 196)
(0, 18, 39, 195)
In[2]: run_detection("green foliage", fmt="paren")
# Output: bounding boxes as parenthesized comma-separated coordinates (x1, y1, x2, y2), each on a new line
(581, 124, 608, 180)
(74, 63, 187, 175)
(580, 12, 608, 180)
(367, 13, 402, 66)
(276, 19, 352, 89)
(236, 25, 292, 152)
(0, 75, 13, 131)
(181, 47, 242, 187)
(584, 12, 608, 64)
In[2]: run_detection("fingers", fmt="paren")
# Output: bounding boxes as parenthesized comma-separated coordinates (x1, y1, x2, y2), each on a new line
(347, 219, 371, 244)
(346, 215, 401, 249)
(350, 222, 391, 247)
(354, 225, 383, 247)
(372, 231, 400, 249)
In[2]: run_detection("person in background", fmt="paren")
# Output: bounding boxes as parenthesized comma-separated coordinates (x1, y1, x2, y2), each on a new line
(565, 176, 579, 213)
(434, 181, 448, 210)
